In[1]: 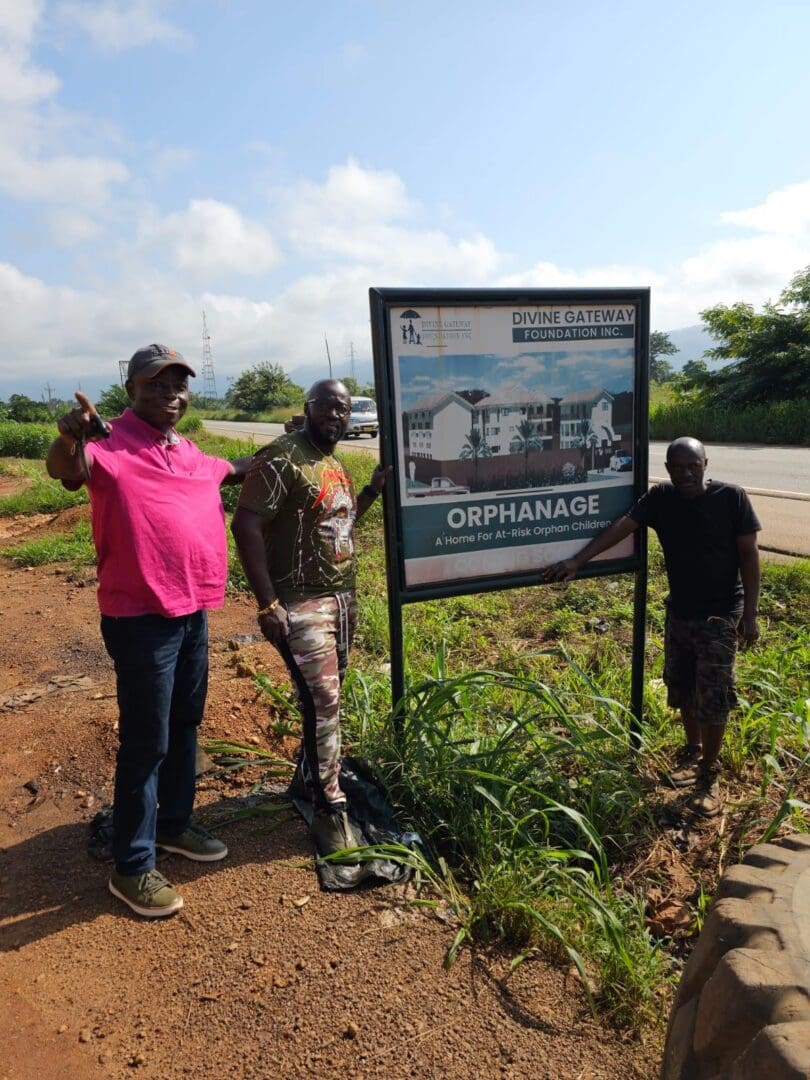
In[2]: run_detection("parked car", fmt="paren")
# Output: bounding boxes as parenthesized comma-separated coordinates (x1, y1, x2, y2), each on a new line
(344, 396, 378, 438)
(609, 453, 632, 472)
(283, 412, 305, 434)
(411, 476, 470, 496)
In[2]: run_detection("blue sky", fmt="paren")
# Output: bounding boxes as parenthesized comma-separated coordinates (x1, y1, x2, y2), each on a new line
(398, 346, 634, 410)
(2, 0, 810, 400)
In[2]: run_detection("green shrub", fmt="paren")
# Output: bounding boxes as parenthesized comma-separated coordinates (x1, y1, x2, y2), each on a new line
(650, 399, 810, 445)
(0, 422, 54, 458)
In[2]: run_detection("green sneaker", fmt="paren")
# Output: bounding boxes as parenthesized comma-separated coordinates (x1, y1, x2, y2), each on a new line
(156, 823, 228, 862)
(109, 869, 183, 918)
(310, 808, 360, 857)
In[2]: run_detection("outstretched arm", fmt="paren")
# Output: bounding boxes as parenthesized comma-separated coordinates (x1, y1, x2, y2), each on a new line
(46, 391, 111, 490)
(355, 463, 391, 522)
(220, 457, 253, 485)
(541, 514, 639, 582)
(737, 531, 760, 646)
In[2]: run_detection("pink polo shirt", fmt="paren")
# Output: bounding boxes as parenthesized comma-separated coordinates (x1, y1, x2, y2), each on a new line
(84, 408, 233, 618)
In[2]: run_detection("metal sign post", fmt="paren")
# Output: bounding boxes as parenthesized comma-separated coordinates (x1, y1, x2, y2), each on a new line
(370, 286, 651, 736)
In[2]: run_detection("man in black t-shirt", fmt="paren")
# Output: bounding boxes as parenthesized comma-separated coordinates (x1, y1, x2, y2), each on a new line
(543, 437, 761, 816)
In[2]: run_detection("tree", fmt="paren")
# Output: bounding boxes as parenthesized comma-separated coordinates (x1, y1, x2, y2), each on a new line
(226, 363, 303, 413)
(675, 359, 714, 396)
(700, 266, 810, 405)
(458, 426, 492, 489)
(6, 394, 51, 422)
(649, 331, 678, 383)
(337, 376, 376, 398)
(509, 419, 544, 484)
(97, 384, 131, 417)
(572, 419, 600, 471)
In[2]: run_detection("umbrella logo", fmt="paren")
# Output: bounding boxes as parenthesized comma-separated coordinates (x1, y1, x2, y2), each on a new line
(399, 309, 422, 346)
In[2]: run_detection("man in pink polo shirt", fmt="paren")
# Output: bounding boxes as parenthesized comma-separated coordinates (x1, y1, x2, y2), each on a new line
(47, 344, 250, 918)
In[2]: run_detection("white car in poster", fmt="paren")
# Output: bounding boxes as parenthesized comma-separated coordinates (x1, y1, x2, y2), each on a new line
(410, 476, 470, 497)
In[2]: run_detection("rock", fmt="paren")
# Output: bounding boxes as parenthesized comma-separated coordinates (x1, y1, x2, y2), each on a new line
(79, 1028, 92, 1043)
(343, 1022, 359, 1040)
(23, 779, 39, 795)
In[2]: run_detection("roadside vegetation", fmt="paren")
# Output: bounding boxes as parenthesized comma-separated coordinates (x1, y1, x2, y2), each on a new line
(649, 265, 810, 445)
(7, 442, 804, 1031)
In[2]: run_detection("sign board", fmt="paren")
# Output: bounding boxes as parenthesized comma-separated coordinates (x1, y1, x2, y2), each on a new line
(370, 287, 650, 601)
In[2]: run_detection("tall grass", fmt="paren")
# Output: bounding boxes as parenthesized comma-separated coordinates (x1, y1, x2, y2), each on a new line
(650, 398, 810, 445)
(341, 661, 665, 1024)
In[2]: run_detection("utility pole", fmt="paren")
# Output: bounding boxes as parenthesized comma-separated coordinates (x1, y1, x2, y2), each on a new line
(201, 311, 218, 404)
(324, 334, 332, 378)
(349, 341, 356, 384)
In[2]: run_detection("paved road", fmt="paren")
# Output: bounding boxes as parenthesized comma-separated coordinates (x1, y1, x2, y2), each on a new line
(205, 422, 809, 557)
(648, 442, 810, 496)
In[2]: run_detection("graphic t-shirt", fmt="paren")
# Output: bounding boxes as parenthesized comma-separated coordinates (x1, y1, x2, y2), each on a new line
(629, 481, 761, 619)
(237, 431, 357, 601)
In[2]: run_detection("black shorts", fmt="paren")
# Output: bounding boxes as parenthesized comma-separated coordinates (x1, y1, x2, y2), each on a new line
(663, 611, 738, 726)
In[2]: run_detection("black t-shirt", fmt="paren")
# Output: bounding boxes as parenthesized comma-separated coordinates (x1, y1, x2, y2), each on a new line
(629, 481, 760, 619)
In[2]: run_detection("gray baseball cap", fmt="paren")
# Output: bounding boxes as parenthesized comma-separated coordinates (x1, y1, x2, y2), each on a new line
(127, 344, 196, 380)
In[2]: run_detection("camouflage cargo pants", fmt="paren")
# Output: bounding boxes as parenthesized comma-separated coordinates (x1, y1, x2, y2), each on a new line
(664, 610, 738, 726)
(277, 591, 357, 808)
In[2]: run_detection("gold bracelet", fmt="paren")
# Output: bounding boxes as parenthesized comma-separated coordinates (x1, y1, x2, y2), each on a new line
(257, 598, 280, 617)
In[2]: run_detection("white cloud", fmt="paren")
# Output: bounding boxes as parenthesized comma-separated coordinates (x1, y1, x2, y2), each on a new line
(56, 0, 191, 52)
(4, 167, 810, 396)
(721, 180, 810, 237)
(142, 198, 282, 281)
(46, 208, 102, 245)
(0, 130, 129, 203)
(0, 0, 59, 105)
(0, 2, 129, 207)
(284, 159, 501, 282)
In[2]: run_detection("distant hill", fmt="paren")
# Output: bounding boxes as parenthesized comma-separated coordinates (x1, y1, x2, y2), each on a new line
(663, 325, 722, 370)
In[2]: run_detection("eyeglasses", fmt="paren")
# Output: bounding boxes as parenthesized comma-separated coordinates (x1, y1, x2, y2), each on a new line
(307, 398, 351, 418)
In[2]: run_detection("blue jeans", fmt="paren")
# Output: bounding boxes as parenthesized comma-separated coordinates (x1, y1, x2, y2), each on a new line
(101, 611, 209, 875)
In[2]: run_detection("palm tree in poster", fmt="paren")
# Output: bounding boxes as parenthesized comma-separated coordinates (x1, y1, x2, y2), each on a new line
(509, 418, 544, 485)
(572, 418, 600, 472)
(459, 427, 492, 489)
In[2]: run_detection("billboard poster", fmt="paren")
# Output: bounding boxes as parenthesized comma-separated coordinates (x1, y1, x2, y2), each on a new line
(370, 288, 649, 597)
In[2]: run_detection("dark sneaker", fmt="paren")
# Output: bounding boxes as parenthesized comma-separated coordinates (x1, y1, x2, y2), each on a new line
(310, 809, 360, 857)
(667, 744, 703, 788)
(156, 823, 228, 862)
(109, 869, 183, 918)
(688, 763, 723, 817)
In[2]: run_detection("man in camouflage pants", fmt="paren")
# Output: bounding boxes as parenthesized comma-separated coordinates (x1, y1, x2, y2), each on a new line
(232, 379, 387, 854)
(544, 437, 760, 817)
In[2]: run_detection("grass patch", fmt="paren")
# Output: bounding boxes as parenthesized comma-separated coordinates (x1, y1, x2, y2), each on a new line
(3, 520, 96, 566)
(0, 473, 88, 516)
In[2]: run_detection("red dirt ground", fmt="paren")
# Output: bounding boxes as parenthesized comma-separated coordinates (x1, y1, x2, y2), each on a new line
(0, 507, 662, 1080)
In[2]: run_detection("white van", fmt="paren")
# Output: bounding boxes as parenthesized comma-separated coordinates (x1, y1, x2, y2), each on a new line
(344, 397, 378, 438)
